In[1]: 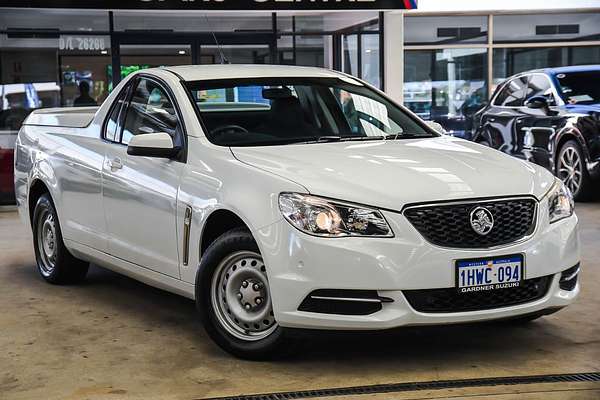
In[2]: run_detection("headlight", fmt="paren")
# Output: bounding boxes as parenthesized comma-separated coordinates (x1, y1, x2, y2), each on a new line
(278, 193, 393, 237)
(548, 179, 574, 223)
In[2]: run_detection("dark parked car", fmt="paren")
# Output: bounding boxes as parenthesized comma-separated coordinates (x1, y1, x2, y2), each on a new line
(472, 65, 600, 200)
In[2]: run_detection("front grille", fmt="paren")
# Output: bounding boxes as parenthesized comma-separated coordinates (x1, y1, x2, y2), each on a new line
(403, 275, 552, 313)
(403, 198, 537, 248)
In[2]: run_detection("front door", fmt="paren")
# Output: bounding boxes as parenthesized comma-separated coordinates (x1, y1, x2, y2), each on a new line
(102, 76, 185, 278)
(519, 73, 563, 170)
(481, 75, 529, 155)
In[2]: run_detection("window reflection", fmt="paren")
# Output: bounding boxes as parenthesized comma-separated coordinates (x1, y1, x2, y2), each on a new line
(361, 35, 380, 88)
(404, 16, 488, 45)
(493, 47, 600, 87)
(404, 48, 487, 140)
(342, 34, 358, 77)
(493, 13, 600, 43)
(0, 34, 111, 204)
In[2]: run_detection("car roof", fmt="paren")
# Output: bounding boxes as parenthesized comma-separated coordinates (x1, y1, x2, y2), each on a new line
(546, 64, 600, 75)
(160, 64, 348, 81)
(509, 65, 600, 78)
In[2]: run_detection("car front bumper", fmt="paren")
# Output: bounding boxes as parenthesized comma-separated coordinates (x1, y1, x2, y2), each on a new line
(258, 195, 580, 330)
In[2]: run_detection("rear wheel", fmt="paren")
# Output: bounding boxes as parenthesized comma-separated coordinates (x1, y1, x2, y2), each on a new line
(196, 228, 293, 360)
(556, 140, 594, 201)
(32, 194, 89, 284)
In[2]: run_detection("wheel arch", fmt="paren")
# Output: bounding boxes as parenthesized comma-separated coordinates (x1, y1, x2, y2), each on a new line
(199, 208, 251, 260)
(28, 179, 52, 226)
(554, 129, 590, 167)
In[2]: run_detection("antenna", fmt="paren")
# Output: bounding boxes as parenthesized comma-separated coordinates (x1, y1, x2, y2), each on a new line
(204, 14, 229, 64)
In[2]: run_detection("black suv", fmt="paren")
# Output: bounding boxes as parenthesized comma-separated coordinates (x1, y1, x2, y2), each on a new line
(472, 65, 600, 200)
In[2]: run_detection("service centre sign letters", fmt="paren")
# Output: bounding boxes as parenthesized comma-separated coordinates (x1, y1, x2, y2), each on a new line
(0, 0, 417, 10)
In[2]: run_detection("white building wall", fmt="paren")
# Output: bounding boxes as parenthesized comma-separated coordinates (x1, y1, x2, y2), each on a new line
(384, 12, 404, 103)
(411, 0, 600, 13)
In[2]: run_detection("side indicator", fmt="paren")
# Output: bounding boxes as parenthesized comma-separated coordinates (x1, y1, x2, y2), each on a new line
(183, 206, 192, 266)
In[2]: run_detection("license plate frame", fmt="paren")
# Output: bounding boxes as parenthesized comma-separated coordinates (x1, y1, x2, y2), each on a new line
(455, 254, 525, 294)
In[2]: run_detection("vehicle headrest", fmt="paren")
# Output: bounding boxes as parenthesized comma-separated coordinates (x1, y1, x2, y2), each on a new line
(262, 87, 293, 99)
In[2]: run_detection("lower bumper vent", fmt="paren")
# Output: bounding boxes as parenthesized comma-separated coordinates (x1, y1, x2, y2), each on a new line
(559, 264, 580, 291)
(403, 275, 552, 313)
(298, 289, 392, 316)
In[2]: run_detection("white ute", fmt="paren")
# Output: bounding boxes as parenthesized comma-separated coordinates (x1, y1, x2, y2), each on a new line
(14, 65, 581, 359)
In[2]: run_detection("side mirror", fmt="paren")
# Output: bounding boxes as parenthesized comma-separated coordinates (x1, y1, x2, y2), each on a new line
(525, 96, 549, 110)
(127, 132, 178, 158)
(425, 121, 447, 134)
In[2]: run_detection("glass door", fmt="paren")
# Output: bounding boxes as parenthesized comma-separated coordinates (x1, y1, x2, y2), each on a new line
(118, 44, 192, 81)
(199, 44, 271, 65)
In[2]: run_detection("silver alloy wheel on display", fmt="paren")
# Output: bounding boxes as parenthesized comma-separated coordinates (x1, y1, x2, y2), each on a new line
(558, 146, 582, 195)
(37, 210, 57, 277)
(211, 250, 277, 341)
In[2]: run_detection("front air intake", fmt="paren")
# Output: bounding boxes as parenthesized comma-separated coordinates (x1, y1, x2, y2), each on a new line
(298, 289, 392, 315)
(403, 275, 552, 313)
(559, 264, 580, 291)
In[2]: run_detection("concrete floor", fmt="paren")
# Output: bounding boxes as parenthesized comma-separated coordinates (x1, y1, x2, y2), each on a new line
(1, 205, 599, 400)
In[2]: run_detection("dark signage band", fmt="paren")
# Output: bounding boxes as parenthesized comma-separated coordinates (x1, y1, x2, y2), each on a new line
(0, 0, 417, 11)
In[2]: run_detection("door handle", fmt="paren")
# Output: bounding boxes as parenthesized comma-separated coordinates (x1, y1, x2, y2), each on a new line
(108, 157, 123, 171)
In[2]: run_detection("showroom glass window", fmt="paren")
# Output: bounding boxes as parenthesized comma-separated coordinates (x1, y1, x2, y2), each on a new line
(492, 13, 600, 85)
(276, 13, 382, 88)
(0, 9, 112, 205)
(403, 16, 488, 139)
(403, 11, 600, 142)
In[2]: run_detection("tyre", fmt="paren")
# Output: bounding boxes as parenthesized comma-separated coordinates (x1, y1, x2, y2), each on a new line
(556, 140, 595, 201)
(32, 193, 89, 284)
(196, 227, 293, 360)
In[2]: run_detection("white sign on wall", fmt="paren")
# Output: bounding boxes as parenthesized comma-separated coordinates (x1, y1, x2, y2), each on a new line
(59, 36, 107, 52)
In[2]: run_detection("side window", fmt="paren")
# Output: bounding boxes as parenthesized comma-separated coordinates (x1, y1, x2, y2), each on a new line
(121, 78, 179, 145)
(494, 76, 528, 107)
(104, 85, 130, 142)
(526, 74, 556, 105)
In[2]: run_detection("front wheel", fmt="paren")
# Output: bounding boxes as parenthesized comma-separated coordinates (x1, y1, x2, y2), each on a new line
(196, 228, 293, 360)
(556, 140, 595, 201)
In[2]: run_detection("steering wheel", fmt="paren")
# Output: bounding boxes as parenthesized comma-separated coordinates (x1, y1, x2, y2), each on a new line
(210, 125, 249, 137)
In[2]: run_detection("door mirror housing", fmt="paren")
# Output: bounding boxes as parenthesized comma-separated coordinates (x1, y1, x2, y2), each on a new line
(425, 121, 447, 134)
(525, 96, 549, 110)
(127, 132, 179, 158)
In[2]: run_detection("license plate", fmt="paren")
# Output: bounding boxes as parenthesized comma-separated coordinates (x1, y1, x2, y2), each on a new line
(456, 255, 523, 293)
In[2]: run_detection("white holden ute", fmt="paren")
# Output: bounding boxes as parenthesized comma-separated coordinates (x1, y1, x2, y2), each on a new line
(14, 65, 580, 359)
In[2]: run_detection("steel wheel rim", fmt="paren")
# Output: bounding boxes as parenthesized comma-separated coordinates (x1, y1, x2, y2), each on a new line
(558, 147, 582, 195)
(211, 251, 277, 341)
(37, 210, 57, 277)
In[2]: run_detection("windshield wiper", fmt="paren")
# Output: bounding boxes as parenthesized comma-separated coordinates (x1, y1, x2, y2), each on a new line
(384, 132, 434, 140)
(303, 136, 343, 144)
(342, 135, 385, 141)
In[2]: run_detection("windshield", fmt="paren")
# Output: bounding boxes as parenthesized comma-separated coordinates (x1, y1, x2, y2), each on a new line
(185, 77, 434, 146)
(555, 71, 600, 105)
